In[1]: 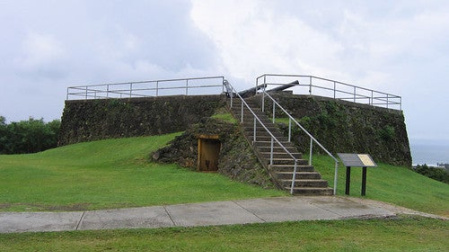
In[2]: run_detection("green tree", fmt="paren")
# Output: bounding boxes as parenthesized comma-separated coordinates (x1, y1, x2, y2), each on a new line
(415, 164, 449, 184)
(0, 116, 60, 154)
(0, 116, 7, 152)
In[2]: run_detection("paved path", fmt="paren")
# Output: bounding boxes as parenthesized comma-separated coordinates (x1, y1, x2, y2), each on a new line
(0, 196, 431, 234)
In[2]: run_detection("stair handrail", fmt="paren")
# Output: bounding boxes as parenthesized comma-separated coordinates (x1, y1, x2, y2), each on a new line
(225, 80, 301, 195)
(261, 90, 340, 195)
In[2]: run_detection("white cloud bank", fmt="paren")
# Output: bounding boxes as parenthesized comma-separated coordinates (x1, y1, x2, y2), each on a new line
(0, 0, 449, 143)
(191, 0, 449, 90)
(190, 0, 449, 142)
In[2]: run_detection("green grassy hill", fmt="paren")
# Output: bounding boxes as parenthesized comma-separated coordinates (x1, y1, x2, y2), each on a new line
(1, 133, 448, 217)
(2, 134, 449, 250)
(0, 133, 285, 212)
(312, 155, 449, 217)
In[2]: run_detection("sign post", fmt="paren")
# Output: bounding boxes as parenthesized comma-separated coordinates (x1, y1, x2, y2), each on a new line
(337, 153, 377, 196)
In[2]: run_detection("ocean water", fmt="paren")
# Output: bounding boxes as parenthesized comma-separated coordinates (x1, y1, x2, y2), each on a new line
(411, 144, 449, 166)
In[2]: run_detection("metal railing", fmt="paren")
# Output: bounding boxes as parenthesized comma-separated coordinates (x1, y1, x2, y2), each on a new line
(226, 81, 305, 195)
(261, 90, 339, 195)
(256, 74, 402, 110)
(66, 76, 226, 100)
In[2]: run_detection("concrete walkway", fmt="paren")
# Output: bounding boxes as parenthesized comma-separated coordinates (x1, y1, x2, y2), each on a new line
(0, 196, 407, 233)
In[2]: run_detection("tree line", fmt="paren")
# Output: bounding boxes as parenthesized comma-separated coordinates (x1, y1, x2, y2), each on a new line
(0, 116, 60, 154)
(414, 164, 449, 184)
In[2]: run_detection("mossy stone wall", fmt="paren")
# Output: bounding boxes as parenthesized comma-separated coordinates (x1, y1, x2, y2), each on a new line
(250, 93, 412, 167)
(59, 92, 412, 167)
(59, 95, 226, 145)
(152, 118, 275, 188)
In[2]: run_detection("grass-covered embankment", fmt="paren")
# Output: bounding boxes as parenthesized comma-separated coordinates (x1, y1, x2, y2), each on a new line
(311, 155, 449, 217)
(0, 133, 285, 212)
(1, 128, 448, 216)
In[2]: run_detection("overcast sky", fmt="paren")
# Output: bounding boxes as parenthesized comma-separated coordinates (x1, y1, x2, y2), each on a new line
(1, 0, 448, 146)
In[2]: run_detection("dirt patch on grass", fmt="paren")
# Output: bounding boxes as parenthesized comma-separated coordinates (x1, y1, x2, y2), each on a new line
(0, 203, 92, 212)
(45, 203, 92, 211)
(0, 203, 12, 209)
(347, 197, 449, 220)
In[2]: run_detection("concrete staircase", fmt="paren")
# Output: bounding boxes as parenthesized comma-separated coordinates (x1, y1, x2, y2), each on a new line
(230, 98, 333, 196)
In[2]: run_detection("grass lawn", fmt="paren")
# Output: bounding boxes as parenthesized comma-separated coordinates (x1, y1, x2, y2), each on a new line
(2, 120, 449, 251)
(271, 116, 449, 216)
(311, 154, 449, 217)
(1, 216, 448, 251)
(0, 133, 285, 212)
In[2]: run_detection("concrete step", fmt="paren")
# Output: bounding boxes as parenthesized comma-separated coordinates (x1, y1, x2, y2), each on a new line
(249, 136, 289, 143)
(280, 179, 328, 188)
(230, 98, 333, 196)
(285, 187, 334, 196)
(234, 114, 268, 121)
(242, 123, 278, 131)
(266, 158, 302, 165)
(269, 164, 313, 172)
(248, 133, 287, 140)
(274, 171, 322, 180)
(256, 145, 300, 153)
(253, 140, 295, 147)
(260, 152, 302, 159)
(249, 142, 298, 153)
(247, 135, 290, 143)
(242, 125, 282, 133)
(231, 108, 265, 117)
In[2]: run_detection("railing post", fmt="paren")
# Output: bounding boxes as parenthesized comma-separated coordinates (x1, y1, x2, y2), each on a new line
(241, 101, 244, 123)
(255, 77, 258, 95)
(290, 160, 298, 195)
(309, 137, 313, 166)
(333, 161, 339, 195)
(270, 137, 274, 165)
(221, 78, 224, 94)
(156, 81, 159, 96)
(85, 86, 88, 100)
(386, 94, 389, 109)
(288, 117, 292, 142)
(309, 76, 312, 95)
(107, 85, 109, 98)
(253, 117, 257, 142)
(272, 101, 276, 123)
(130, 83, 133, 98)
(185, 79, 189, 95)
(262, 91, 265, 112)
(333, 81, 336, 99)
(230, 91, 233, 108)
(353, 86, 356, 103)
(263, 75, 266, 95)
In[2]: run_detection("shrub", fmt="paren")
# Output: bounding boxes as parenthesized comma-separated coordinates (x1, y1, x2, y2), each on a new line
(0, 117, 60, 154)
(414, 164, 449, 184)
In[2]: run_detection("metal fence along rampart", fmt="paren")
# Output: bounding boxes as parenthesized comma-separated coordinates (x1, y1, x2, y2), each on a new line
(256, 74, 402, 110)
(66, 76, 226, 100)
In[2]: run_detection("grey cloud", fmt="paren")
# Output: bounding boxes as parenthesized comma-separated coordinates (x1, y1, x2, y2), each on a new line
(0, 0, 222, 121)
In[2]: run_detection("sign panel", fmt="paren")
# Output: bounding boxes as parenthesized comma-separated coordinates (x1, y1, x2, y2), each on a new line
(358, 154, 375, 167)
(337, 153, 377, 167)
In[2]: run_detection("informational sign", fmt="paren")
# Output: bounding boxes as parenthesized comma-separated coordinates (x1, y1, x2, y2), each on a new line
(337, 153, 377, 167)
(337, 153, 377, 196)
